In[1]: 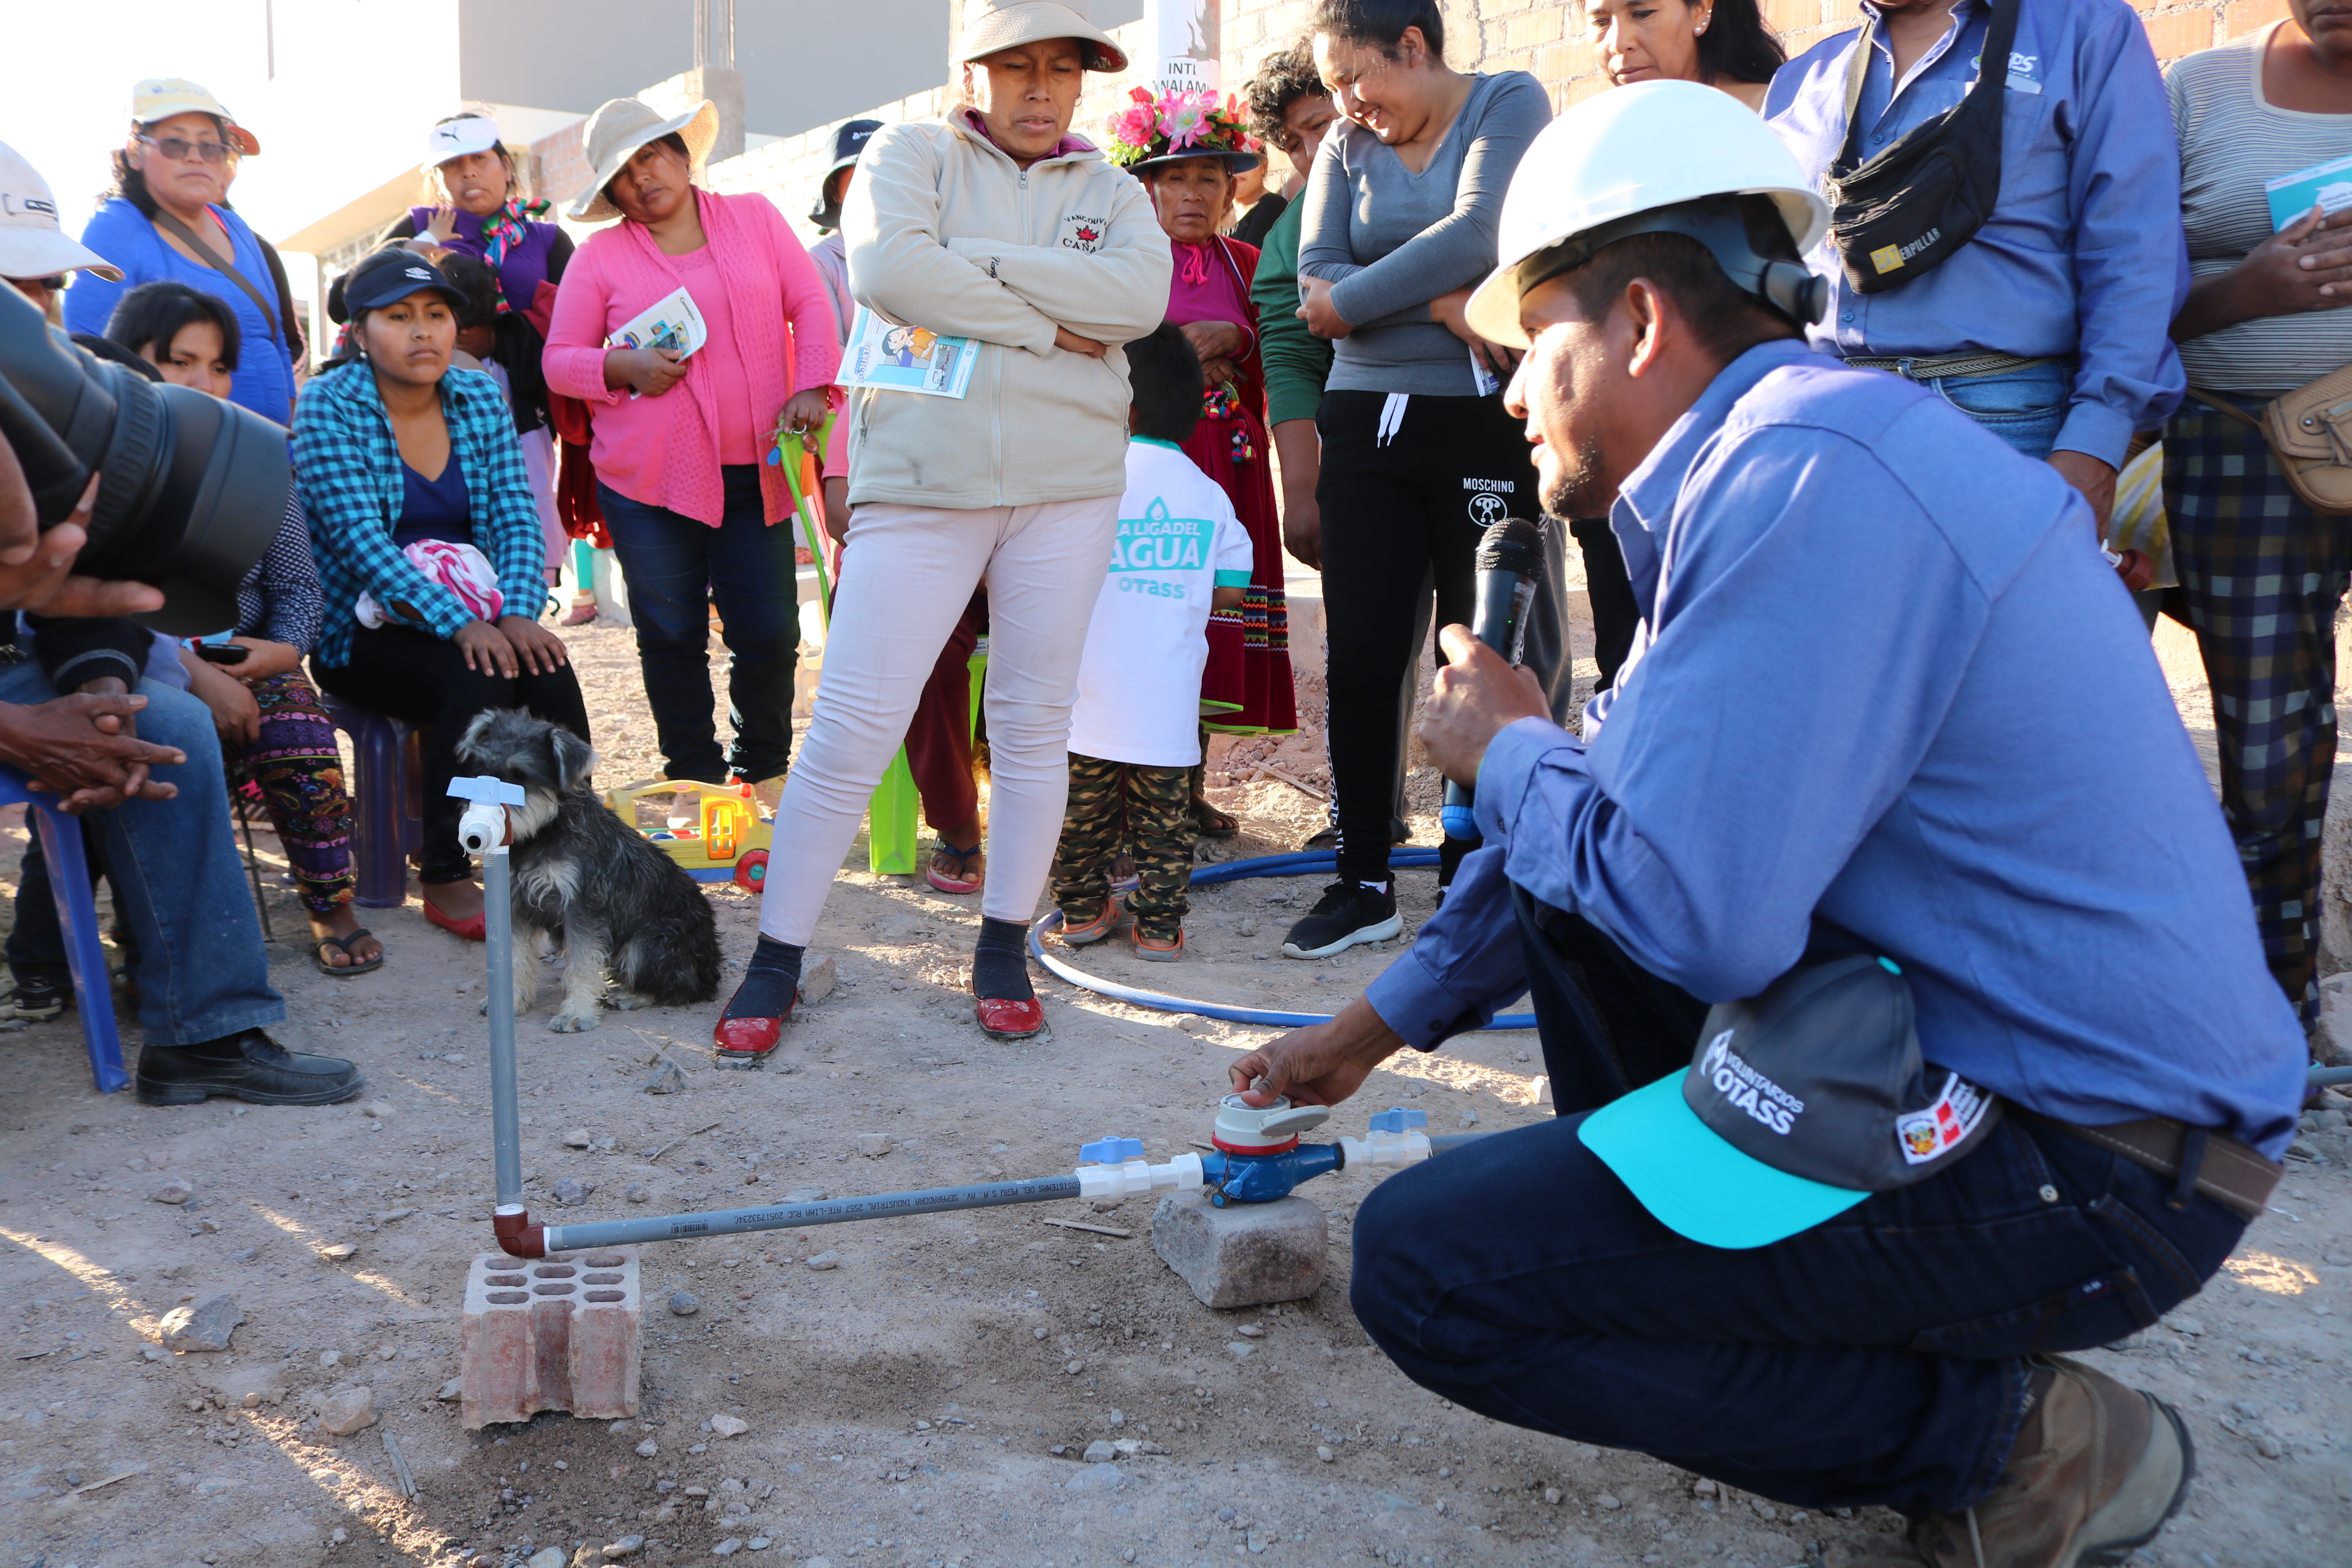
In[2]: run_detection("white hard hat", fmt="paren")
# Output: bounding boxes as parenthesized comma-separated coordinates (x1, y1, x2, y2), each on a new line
(1466, 80, 1830, 348)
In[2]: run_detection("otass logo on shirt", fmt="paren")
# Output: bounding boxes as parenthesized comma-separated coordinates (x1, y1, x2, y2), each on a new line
(1060, 213, 1108, 253)
(1698, 1028, 1805, 1136)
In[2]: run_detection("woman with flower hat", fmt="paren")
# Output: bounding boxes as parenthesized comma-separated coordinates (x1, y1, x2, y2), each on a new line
(1109, 87, 1299, 806)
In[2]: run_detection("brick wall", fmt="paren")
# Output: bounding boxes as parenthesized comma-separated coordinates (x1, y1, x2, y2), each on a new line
(551, 0, 2297, 252)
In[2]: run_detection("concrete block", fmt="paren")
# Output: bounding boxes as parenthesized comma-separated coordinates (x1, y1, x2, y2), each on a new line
(1151, 1192, 1327, 1309)
(461, 1248, 642, 1429)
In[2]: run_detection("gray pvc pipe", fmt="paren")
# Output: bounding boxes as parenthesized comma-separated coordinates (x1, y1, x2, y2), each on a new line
(540, 1175, 1086, 1253)
(484, 848, 523, 1210)
(2310, 1066, 2352, 1089)
(1427, 1132, 1494, 1155)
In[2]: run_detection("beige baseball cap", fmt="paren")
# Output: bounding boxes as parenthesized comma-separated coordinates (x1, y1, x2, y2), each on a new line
(131, 77, 261, 156)
(0, 142, 123, 283)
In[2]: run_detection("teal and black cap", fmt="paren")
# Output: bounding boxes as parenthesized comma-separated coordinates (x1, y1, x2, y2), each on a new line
(1580, 954, 2000, 1250)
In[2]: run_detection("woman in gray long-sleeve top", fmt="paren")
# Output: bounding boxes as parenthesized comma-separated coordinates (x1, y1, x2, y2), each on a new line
(1279, 0, 1564, 962)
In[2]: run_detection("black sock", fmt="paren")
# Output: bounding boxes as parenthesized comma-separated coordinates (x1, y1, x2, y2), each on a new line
(972, 917, 1033, 1002)
(724, 935, 804, 1019)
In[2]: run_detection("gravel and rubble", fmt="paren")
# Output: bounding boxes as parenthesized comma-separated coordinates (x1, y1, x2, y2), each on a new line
(1, 615, 2346, 1566)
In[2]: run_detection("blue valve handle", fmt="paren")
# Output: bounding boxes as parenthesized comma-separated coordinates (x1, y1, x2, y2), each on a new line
(1200, 1144, 1344, 1206)
(448, 775, 527, 806)
(1079, 1135, 1146, 1165)
(1368, 1106, 1427, 1133)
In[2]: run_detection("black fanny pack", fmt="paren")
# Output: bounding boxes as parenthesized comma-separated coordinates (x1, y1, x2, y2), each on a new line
(1825, 0, 2018, 295)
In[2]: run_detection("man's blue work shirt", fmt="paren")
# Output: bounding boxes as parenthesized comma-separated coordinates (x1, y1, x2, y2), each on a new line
(1366, 340, 2305, 1159)
(1764, 0, 2188, 469)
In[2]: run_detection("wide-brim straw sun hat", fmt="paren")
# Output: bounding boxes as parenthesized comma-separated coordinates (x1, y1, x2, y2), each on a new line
(568, 97, 721, 223)
(958, 0, 1128, 72)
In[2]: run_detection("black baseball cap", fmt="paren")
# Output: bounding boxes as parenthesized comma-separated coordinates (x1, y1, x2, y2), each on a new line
(341, 249, 465, 315)
(1580, 955, 2001, 1249)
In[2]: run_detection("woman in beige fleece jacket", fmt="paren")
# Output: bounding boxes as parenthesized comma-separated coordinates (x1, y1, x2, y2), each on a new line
(716, 0, 1171, 1054)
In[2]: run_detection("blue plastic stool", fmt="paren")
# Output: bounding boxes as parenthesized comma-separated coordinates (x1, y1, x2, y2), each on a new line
(322, 697, 422, 909)
(0, 769, 126, 1093)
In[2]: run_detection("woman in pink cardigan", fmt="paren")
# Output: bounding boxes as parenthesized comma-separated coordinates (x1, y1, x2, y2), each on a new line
(543, 97, 839, 805)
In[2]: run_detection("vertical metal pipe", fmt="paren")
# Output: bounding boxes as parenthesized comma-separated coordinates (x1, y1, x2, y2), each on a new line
(484, 846, 522, 1209)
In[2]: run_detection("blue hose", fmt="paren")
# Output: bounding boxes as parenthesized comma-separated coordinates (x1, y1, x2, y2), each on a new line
(1027, 849, 1538, 1030)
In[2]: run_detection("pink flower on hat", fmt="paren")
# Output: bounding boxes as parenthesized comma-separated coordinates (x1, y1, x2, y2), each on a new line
(1158, 90, 1219, 151)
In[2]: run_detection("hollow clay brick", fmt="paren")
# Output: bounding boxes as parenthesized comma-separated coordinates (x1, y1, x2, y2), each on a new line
(1151, 1193, 1327, 1309)
(461, 1248, 641, 1428)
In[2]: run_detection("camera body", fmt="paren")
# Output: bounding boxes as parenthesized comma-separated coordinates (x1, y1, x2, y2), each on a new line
(0, 285, 286, 635)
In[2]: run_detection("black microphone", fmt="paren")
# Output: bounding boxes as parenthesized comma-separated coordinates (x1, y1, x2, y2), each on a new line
(1442, 518, 1546, 841)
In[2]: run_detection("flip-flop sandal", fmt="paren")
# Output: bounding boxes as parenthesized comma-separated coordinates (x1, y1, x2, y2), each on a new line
(1192, 800, 1239, 839)
(313, 929, 384, 976)
(560, 602, 599, 626)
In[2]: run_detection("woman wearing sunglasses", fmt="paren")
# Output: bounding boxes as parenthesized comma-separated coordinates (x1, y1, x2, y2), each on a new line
(64, 78, 303, 425)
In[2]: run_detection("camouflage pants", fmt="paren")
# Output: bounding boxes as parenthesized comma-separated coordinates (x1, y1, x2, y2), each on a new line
(1052, 752, 1194, 940)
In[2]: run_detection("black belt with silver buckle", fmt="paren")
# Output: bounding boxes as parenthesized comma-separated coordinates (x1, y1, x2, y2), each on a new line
(2014, 1108, 2281, 1222)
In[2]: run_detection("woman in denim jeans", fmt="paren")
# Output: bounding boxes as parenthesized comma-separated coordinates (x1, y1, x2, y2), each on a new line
(542, 97, 838, 814)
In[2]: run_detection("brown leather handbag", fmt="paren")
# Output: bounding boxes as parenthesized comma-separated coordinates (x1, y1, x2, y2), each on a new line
(2191, 367, 2352, 515)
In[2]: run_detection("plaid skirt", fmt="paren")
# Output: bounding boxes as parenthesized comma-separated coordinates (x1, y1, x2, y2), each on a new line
(2164, 389, 2349, 1026)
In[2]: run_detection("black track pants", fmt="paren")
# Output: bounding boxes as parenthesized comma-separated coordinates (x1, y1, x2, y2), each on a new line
(1315, 389, 1570, 883)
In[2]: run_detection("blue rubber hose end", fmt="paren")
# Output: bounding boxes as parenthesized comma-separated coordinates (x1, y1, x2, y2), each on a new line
(1440, 804, 1478, 841)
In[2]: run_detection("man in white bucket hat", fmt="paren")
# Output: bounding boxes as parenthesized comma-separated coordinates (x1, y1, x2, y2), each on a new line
(714, 0, 1169, 1054)
(0, 142, 123, 319)
(1224, 80, 2302, 1568)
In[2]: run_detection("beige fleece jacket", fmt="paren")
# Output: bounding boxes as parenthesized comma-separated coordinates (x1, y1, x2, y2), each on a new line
(841, 113, 1172, 509)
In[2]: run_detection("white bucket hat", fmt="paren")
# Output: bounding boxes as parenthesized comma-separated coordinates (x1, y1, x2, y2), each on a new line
(958, 0, 1128, 71)
(567, 97, 721, 223)
(0, 142, 123, 283)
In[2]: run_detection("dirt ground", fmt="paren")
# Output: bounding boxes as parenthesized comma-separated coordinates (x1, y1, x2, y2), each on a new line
(4, 595, 2350, 1568)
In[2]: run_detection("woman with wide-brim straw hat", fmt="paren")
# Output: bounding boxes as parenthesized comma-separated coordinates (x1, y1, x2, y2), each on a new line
(543, 96, 839, 825)
(711, 0, 1171, 1056)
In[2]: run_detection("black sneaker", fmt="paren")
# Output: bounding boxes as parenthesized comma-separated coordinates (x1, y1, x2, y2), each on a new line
(1282, 880, 1401, 959)
(11, 974, 70, 1022)
(135, 1028, 366, 1107)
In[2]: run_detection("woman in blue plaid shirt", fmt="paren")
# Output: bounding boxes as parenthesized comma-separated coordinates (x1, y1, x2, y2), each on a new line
(294, 249, 589, 941)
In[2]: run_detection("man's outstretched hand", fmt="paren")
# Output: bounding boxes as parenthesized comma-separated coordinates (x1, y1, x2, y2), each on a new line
(1226, 995, 1409, 1109)
(0, 452, 168, 619)
(1419, 625, 1552, 786)
(1, 694, 185, 814)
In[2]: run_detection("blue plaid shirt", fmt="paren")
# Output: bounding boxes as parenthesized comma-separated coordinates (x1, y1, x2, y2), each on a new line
(292, 361, 551, 668)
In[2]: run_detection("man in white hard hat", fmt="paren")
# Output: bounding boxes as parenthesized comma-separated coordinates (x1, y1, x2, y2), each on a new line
(1223, 82, 2301, 1568)
(0, 142, 125, 320)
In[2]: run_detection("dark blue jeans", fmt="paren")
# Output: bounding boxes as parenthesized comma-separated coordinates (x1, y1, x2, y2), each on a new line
(597, 466, 799, 784)
(1350, 894, 2248, 1516)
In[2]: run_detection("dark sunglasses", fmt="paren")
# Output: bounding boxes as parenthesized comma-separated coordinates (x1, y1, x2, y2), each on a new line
(138, 133, 234, 165)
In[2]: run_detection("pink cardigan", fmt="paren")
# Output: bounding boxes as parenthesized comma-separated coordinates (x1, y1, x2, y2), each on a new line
(543, 188, 840, 527)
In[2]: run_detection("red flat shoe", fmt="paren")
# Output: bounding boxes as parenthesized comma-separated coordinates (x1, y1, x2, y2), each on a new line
(422, 899, 486, 942)
(713, 1014, 785, 1057)
(974, 995, 1046, 1040)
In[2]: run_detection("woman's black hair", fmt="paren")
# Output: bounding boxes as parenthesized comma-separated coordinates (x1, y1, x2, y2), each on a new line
(106, 113, 235, 218)
(1244, 41, 1329, 151)
(101, 280, 242, 371)
(600, 132, 694, 214)
(1309, 0, 1445, 61)
(1128, 323, 1204, 445)
(1696, 0, 1785, 87)
(433, 252, 553, 433)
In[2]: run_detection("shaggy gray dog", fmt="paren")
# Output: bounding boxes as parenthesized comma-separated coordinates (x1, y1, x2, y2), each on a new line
(456, 709, 721, 1031)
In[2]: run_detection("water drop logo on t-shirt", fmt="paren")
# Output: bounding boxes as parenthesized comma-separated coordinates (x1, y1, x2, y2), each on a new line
(1108, 497, 1213, 574)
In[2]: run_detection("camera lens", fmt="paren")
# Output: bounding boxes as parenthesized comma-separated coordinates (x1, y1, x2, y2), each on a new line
(0, 286, 285, 635)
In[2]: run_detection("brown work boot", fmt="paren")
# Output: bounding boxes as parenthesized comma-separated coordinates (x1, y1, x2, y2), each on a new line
(1837, 1357, 2191, 1568)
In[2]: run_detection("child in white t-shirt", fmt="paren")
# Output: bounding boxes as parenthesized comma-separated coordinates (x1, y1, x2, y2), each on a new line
(1051, 325, 1253, 961)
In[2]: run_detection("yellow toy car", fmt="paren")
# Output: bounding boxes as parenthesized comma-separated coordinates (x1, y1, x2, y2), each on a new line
(602, 779, 772, 889)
